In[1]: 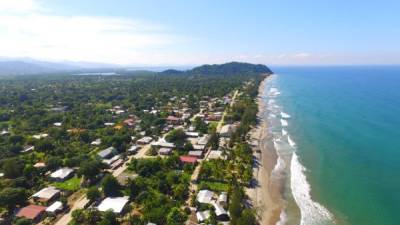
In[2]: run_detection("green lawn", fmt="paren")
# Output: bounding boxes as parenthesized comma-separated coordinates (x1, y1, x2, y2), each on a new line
(199, 181, 229, 192)
(53, 176, 81, 191)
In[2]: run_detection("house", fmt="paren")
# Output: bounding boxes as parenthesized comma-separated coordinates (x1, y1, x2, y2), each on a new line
(50, 168, 74, 182)
(188, 150, 203, 158)
(123, 118, 135, 127)
(166, 115, 181, 125)
(91, 138, 102, 146)
(151, 139, 175, 149)
(53, 122, 62, 127)
(137, 136, 153, 145)
(0, 130, 10, 136)
(197, 134, 210, 146)
(185, 132, 199, 137)
(159, 148, 172, 155)
(16, 205, 46, 221)
(208, 150, 224, 160)
(110, 159, 124, 170)
(219, 125, 235, 137)
(32, 187, 60, 203)
(33, 133, 48, 139)
(218, 192, 228, 207)
(22, 145, 35, 153)
(104, 122, 115, 126)
(212, 202, 229, 221)
(196, 210, 211, 223)
(127, 145, 140, 154)
(98, 147, 117, 159)
(33, 162, 46, 168)
(197, 190, 214, 204)
(98, 196, 129, 214)
(103, 155, 121, 167)
(193, 144, 206, 151)
(45, 201, 64, 214)
(180, 156, 197, 165)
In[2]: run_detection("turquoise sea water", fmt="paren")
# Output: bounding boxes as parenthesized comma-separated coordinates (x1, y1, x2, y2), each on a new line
(271, 66, 400, 225)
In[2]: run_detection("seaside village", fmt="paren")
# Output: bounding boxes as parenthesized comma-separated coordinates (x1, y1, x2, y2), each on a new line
(0, 79, 263, 225)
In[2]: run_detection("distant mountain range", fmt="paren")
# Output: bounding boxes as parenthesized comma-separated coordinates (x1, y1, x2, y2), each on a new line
(0, 58, 271, 76)
(0, 58, 119, 75)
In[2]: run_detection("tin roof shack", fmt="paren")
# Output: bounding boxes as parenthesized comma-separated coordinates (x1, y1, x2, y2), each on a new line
(97, 147, 117, 159)
(31, 187, 60, 204)
(16, 205, 46, 222)
(180, 156, 198, 165)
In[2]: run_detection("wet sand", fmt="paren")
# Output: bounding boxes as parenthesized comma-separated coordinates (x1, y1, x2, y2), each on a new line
(247, 76, 284, 225)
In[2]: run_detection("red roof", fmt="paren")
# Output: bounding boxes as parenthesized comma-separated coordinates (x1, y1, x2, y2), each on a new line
(167, 116, 180, 121)
(180, 156, 197, 164)
(16, 205, 46, 220)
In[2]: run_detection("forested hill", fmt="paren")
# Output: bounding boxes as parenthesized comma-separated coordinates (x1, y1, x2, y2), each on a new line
(159, 62, 272, 76)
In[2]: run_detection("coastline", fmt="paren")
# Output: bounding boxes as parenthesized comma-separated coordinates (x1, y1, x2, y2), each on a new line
(247, 75, 283, 225)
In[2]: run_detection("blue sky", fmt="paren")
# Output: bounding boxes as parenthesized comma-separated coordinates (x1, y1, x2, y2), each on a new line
(1, 0, 399, 65)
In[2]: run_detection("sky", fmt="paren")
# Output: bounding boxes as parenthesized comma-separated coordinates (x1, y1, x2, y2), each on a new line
(0, 0, 399, 66)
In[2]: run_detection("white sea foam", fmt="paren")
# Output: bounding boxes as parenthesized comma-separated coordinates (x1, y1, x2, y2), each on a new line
(270, 113, 277, 118)
(281, 119, 288, 127)
(276, 210, 288, 225)
(272, 156, 286, 175)
(290, 153, 335, 225)
(287, 135, 296, 148)
(282, 129, 288, 136)
(281, 112, 291, 119)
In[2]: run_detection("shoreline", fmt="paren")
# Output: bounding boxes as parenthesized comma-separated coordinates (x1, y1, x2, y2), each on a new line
(247, 75, 284, 225)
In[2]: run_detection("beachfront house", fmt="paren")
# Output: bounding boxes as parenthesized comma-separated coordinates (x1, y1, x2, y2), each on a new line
(196, 190, 214, 204)
(196, 210, 211, 223)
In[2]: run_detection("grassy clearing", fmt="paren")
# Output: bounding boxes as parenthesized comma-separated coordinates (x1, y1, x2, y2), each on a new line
(53, 176, 81, 191)
(199, 181, 229, 192)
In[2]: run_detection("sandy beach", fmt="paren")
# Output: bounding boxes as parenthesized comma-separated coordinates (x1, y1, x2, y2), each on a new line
(247, 76, 284, 225)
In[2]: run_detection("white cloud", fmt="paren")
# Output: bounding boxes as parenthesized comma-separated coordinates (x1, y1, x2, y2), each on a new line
(0, 0, 183, 64)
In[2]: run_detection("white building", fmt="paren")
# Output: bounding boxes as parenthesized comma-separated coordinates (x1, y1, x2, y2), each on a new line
(46, 201, 63, 214)
(196, 210, 211, 222)
(197, 190, 215, 204)
(32, 187, 60, 203)
(50, 168, 74, 181)
(98, 196, 129, 214)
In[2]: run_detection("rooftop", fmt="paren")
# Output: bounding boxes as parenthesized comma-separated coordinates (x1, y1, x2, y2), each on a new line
(180, 156, 197, 164)
(197, 190, 214, 204)
(98, 196, 129, 214)
(32, 186, 60, 200)
(16, 205, 46, 220)
(50, 167, 73, 179)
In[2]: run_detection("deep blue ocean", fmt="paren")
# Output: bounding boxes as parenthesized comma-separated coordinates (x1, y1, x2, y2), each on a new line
(270, 66, 400, 225)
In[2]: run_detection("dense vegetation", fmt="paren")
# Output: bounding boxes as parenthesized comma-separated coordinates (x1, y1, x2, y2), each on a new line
(0, 62, 270, 224)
